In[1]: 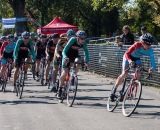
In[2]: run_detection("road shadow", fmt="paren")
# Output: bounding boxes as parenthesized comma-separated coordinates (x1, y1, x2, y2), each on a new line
(76, 96, 107, 101)
(79, 83, 112, 86)
(0, 99, 56, 105)
(77, 88, 110, 92)
(73, 102, 107, 109)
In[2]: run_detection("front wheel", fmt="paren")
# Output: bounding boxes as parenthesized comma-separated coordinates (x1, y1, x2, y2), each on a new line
(122, 80, 142, 117)
(67, 76, 78, 107)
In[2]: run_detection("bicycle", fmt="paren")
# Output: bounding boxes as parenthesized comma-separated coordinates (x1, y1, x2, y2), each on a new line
(15, 60, 34, 99)
(0, 58, 13, 92)
(107, 65, 151, 117)
(58, 61, 79, 107)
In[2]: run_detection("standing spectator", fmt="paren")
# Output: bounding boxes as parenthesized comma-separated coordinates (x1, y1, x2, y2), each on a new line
(120, 25, 134, 45)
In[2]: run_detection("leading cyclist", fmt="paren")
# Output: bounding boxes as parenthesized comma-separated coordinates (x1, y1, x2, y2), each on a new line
(110, 33, 156, 101)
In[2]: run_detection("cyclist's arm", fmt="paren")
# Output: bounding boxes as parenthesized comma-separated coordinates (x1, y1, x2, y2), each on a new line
(0, 42, 8, 56)
(149, 49, 156, 70)
(62, 37, 75, 58)
(125, 42, 140, 61)
(82, 41, 89, 63)
(13, 40, 21, 59)
(29, 41, 36, 61)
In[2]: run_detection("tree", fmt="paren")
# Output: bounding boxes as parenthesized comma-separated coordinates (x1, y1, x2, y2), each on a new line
(8, 0, 27, 33)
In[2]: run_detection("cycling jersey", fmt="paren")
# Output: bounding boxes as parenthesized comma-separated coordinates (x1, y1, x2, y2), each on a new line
(0, 41, 15, 56)
(124, 42, 156, 70)
(46, 40, 57, 61)
(14, 39, 36, 61)
(62, 37, 89, 63)
(36, 41, 46, 59)
(47, 40, 56, 54)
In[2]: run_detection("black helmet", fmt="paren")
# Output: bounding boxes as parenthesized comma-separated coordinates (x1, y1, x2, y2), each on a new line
(141, 33, 154, 45)
(51, 33, 60, 39)
(40, 34, 47, 39)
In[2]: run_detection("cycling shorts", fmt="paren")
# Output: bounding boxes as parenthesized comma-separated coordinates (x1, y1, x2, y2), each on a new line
(122, 55, 142, 72)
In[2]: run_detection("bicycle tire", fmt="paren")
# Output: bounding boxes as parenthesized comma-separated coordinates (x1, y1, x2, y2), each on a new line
(67, 76, 78, 107)
(107, 79, 128, 112)
(122, 80, 142, 117)
(19, 71, 25, 99)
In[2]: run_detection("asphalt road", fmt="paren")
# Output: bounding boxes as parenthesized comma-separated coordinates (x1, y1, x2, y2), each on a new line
(0, 71, 160, 130)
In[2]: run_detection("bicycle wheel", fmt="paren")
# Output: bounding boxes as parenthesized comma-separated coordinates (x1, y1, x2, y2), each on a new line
(19, 71, 25, 99)
(67, 76, 78, 107)
(107, 78, 128, 112)
(122, 80, 142, 117)
(107, 91, 119, 112)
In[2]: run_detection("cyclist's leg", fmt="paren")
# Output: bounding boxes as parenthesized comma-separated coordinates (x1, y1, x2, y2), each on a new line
(0, 58, 7, 76)
(57, 59, 70, 98)
(24, 56, 31, 79)
(45, 56, 52, 84)
(53, 58, 59, 84)
(75, 57, 82, 75)
(110, 56, 129, 99)
(35, 58, 40, 77)
(13, 59, 21, 86)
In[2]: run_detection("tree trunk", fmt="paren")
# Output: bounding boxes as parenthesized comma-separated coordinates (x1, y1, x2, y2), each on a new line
(9, 0, 27, 33)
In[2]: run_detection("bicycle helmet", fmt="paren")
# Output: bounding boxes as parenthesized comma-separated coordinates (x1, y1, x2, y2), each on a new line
(30, 32, 36, 37)
(141, 33, 154, 45)
(7, 34, 14, 39)
(21, 31, 30, 38)
(76, 30, 87, 39)
(1, 36, 7, 41)
(66, 29, 76, 37)
(51, 33, 60, 39)
(40, 34, 47, 39)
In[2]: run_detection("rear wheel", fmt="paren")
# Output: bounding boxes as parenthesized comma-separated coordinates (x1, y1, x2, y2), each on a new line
(122, 80, 142, 117)
(67, 76, 78, 107)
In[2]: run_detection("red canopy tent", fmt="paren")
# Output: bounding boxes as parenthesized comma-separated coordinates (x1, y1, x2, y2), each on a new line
(37, 17, 78, 34)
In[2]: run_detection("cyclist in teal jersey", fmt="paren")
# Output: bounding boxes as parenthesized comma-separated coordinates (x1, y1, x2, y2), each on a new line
(13, 31, 36, 86)
(57, 30, 89, 98)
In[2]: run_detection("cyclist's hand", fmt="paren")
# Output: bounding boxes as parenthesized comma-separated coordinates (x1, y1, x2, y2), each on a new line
(148, 68, 153, 74)
(129, 60, 134, 68)
(64, 57, 69, 64)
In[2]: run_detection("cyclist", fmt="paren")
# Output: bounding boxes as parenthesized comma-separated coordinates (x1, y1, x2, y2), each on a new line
(0, 34, 16, 81)
(45, 33, 60, 85)
(13, 31, 36, 87)
(57, 30, 89, 98)
(35, 34, 47, 80)
(50, 33, 69, 92)
(110, 33, 156, 101)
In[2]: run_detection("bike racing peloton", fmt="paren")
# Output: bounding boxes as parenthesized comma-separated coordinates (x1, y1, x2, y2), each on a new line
(110, 33, 156, 101)
(57, 30, 89, 98)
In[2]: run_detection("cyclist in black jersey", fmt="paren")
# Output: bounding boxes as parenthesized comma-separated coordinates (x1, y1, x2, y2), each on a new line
(35, 34, 47, 79)
(45, 33, 60, 85)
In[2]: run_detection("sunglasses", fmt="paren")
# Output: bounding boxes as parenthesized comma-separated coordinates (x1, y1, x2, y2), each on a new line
(79, 38, 85, 40)
(144, 42, 151, 46)
(23, 37, 29, 39)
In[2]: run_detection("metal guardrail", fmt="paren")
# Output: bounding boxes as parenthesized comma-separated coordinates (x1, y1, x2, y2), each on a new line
(80, 44, 160, 86)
